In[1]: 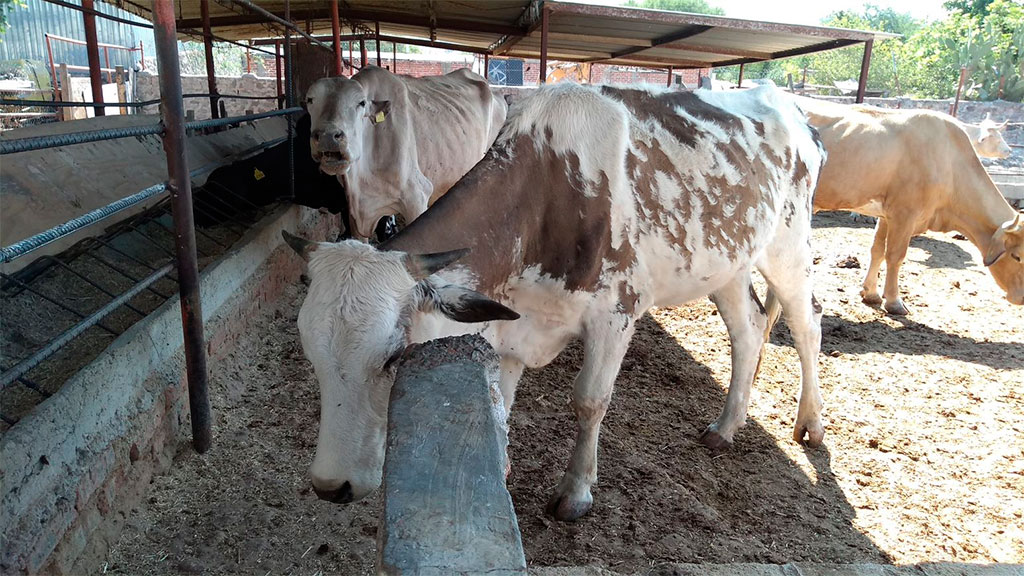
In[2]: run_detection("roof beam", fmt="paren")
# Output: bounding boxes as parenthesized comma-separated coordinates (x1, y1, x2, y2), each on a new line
(177, 8, 524, 37)
(586, 24, 712, 63)
(253, 33, 492, 55)
(612, 55, 712, 68)
(547, 32, 652, 47)
(770, 38, 862, 59)
(657, 42, 771, 60)
(545, 1, 879, 42)
(491, 1, 543, 55)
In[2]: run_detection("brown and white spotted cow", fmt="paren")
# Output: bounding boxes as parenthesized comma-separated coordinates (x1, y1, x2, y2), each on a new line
(284, 83, 826, 521)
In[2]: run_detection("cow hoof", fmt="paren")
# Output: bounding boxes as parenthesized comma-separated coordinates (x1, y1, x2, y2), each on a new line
(545, 493, 592, 522)
(698, 427, 733, 453)
(861, 291, 883, 306)
(793, 422, 825, 448)
(884, 299, 909, 316)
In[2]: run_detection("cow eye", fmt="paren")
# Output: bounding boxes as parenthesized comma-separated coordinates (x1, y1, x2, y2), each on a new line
(358, 100, 366, 108)
(306, 97, 313, 104)
(1013, 253, 1022, 263)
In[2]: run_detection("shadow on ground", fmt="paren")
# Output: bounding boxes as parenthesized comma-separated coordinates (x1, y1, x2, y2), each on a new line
(510, 313, 889, 571)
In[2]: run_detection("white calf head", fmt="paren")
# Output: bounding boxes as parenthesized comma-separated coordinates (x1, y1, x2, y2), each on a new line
(281, 231, 518, 503)
(305, 76, 391, 176)
(973, 114, 1011, 159)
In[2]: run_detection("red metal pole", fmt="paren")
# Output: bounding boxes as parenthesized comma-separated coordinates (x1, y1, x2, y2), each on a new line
(539, 7, 548, 85)
(360, 39, 367, 68)
(139, 41, 145, 70)
(81, 0, 105, 116)
(200, 0, 220, 119)
(46, 34, 59, 102)
(275, 40, 283, 105)
(666, 66, 672, 87)
(151, 0, 211, 454)
(738, 63, 745, 88)
(393, 41, 397, 73)
(855, 39, 873, 104)
(375, 22, 382, 67)
(330, 0, 343, 76)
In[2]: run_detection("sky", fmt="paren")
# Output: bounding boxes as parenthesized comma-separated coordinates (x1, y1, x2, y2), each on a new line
(584, 0, 952, 25)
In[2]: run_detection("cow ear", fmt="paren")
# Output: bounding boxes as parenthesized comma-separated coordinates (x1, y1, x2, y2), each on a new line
(984, 214, 1023, 266)
(282, 230, 317, 261)
(369, 100, 391, 125)
(404, 248, 470, 280)
(430, 285, 520, 323)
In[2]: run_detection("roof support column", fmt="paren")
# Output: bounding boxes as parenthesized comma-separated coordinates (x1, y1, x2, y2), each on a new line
(275, 40, 282, 107)
(855, 38, 873, 104)
(376, 22, 382, 67)
(151, 0, 211, 454)
(361, 39, 367, 68)
(200, 0, 220, 119)
(538, 5, 549, 85)
(484, 54, 489, 82)
(81, 0, 104, 116)
(331, 0, 343, 76)
(393, 41, 397, 72)
(738, 63, 744, 88)
(667, 66, 673, 87)
(284, 0, 295, 199)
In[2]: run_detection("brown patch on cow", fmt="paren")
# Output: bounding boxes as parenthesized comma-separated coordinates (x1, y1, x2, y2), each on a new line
(793, 152, 810, 187)
(617, 281, 640, 317)
(387, 134, 633, 295)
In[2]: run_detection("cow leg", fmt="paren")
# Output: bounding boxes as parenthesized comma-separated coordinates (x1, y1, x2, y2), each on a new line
(861, 217, 888, 307)
(881, 219, 914, 315)
(700, 273, 768, 452)
(546, 316, 634, 522)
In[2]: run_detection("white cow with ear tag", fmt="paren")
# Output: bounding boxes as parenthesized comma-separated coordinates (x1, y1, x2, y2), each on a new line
(305, 66, 508, 239)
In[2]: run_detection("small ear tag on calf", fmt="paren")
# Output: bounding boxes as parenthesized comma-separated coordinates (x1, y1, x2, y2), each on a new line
(373, 111, 386, 124)
(253, 167, 266, 181)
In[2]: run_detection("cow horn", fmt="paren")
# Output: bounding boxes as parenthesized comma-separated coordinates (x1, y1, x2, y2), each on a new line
(1008, 213, 1023, 233)
(404, 248, 471, 280)
(281, 230, 316, 261)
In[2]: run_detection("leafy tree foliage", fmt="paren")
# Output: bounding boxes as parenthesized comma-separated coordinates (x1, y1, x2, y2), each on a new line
(623, 0, 724, 16)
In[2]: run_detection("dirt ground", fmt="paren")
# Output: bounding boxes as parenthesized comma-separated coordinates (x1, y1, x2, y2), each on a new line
(104, 211, 1023, 574)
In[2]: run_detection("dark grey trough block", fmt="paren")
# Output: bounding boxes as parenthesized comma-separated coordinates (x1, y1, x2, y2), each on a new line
(378, 334, 527, 576)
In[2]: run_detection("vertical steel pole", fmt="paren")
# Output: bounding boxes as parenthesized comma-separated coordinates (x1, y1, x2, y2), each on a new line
(484, 53, 489, 82)
(360, 39, 367, 68)
(331, 0, 343, 76)
(738, 63, 745, 88)
(855, 39, 873, 104)
(393, 41, 397, 73)
(151, 0, 211, 454)
(539, 6, 549, 85)
(666, 66, 672, 87)
(275, 40, 283, 106)
(375, 22, 382, 67)
(285, 0, 295, 199)
(200, 0, 220, 119)
(81, 0, 105, 116)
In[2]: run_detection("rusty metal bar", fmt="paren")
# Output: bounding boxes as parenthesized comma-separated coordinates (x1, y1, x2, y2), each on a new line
(539, 6, 548, 85)
(360, 39, 367, 68)
(0, 264, 174, 391)
(484, 54, 489, 81)
(331, 0, 343, 75)
(951, 66, 968, 117)
(201, 0, 220, 120)
(139, 41, 145, 69)
(666, 66, 673, 87)
(44, 32, 144, 51)
(81, 0, 105, 116)
(284, 0, 295, 200)
(218, 0, 333, 51)
(738, 63, 745, 88)
(41, 0, 154, 29)
(855, 39, 873, 104)
(375, 22, 382, 67)
(393, 40, 397, 73)
(152, 0, 211, 453)
(45, 34, 59, 108)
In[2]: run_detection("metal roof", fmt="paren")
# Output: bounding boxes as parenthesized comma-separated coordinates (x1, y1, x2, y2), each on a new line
(108, 1, 897, 70)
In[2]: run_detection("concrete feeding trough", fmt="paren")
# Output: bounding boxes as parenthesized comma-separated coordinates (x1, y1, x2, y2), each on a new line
(380, 334, 527, 575)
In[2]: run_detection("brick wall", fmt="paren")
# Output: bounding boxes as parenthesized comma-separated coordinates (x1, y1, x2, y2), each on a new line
(135, 71, 279, 121)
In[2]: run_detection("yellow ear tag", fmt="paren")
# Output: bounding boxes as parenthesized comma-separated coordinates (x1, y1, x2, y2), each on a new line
(253, 167, 266, 181)
(374, 110, 386, 124)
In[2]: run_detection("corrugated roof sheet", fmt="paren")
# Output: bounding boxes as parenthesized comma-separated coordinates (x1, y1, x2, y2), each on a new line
(104, 0, 896, 70)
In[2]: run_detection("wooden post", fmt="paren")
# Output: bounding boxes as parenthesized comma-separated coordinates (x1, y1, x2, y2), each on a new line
(738, 63, 744, 88)
(59, 63, 72, 121)
(116, 65, 127, 115)
(855, 39, 873, 104)
(539, 6, 549, 85)
(81, 0, 105, 116)
(200, 0, 220, 119)
(330, 0, 343, 76)
(951, 66, 968, 117)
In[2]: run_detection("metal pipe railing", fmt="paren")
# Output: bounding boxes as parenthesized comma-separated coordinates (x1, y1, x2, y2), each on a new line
(0, 264, 174, 390)
(0, 94, 279, 109)
(0, 107, 300, 155)
(218, 0, 334, 52)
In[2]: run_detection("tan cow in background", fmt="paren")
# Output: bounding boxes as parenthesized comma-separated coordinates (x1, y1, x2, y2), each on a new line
(961, 113, 1012, 159)
(789, 96, 1024, 315)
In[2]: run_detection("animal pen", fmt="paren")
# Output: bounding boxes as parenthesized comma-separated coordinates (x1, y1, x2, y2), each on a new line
(6, 1, 989, 574)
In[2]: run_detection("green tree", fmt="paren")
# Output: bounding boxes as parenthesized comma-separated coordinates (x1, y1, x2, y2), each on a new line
(624, 0, 724, 16)
(943, 0, 996, 18)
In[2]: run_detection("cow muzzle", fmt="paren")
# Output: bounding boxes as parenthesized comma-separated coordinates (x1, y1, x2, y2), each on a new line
(318, 150, 353, 175)
(313, 480, 353, 504)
